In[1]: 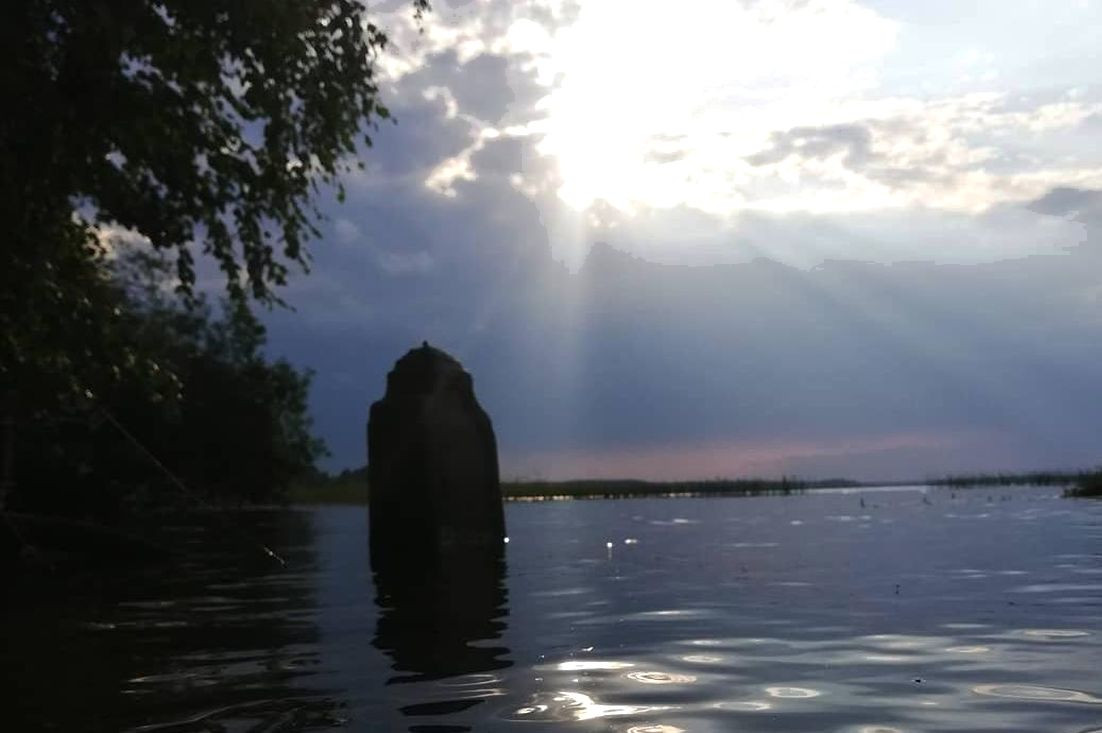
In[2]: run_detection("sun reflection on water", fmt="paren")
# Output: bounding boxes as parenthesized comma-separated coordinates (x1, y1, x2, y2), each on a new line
(766, 686, 822, 698)
(555, 660, 634, 671)
(507, 691, 674, 722)
(625, 671, 698, 685)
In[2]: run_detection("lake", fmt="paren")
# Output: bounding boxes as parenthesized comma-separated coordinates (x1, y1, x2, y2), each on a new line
(2, 486, 1100, 732)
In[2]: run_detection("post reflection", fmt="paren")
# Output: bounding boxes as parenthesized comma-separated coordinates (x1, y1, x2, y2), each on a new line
(372, 545, 512, 725)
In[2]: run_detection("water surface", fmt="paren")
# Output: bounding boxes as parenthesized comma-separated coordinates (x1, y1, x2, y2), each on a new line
(3, 486, 1100, 731)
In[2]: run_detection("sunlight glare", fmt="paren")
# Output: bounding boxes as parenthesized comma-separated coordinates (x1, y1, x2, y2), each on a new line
(534, 0, 897, 215)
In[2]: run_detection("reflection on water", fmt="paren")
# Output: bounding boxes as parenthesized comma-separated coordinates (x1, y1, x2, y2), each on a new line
(372, 544, 512, 727)
(715, 700, 773, 711)
(556, 660, 635, 671)
(1019, 628, 1092, 640)
(766, 685, 822, 698)
(972, 683, 1102, 703)
(505, 690, 674, 722)
(372, 547, 510, 683)
(1, 487, 1100, 731)
(0, 509, 342, 731)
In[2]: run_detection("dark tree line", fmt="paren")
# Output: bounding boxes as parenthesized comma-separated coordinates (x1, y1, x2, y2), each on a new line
(1, 1, 427, 517)
(9, 250, 326, 519)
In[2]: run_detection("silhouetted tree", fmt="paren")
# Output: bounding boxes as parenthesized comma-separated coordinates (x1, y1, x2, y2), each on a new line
(0, 1, 426, 509)
(2, 0, 427, 402)
(11, 251, 327, 517)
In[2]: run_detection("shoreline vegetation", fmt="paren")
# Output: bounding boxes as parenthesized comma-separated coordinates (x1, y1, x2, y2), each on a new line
(8, 469, 1098, 572)
(929, 471, 1088, 488)
(288, 467, 1102, 504)
(930, 471, 1102, 498)
(1066, 472, 1102, 498)
(288, 470, 854, 504)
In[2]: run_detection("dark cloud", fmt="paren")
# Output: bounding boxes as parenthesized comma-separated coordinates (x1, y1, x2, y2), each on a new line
(747, 123, 873, 167)
(1028, 186, 1102, 222)
(367, 91, 477, 178)
(562, 245, 1102, 454)
(268, 180, 1102, 479)
(469, 135, 528, 175)
(403, 50, 545, 125)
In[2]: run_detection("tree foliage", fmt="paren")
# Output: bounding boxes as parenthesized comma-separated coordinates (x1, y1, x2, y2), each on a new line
(11, 251, 328, 517)
(2, 2, 428, 511)
(2, 0, 427, 405)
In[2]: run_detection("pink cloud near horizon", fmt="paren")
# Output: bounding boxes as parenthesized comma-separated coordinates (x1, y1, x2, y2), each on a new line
(501, 429, 1014, 483)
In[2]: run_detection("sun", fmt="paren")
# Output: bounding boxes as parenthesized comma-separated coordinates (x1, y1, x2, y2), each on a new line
(529, 0, 898, 215)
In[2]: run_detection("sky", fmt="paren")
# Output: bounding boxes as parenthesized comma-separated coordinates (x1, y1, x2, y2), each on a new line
(264, 0, 1102, 482)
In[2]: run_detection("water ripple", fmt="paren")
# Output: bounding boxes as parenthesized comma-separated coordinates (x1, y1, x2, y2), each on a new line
(1019, 629, 1092, 640)
(625, 671, 698, 685)
(715, 700, 772, 711)
(766, 686, 822, 698)
(973, 684, 1102, 704)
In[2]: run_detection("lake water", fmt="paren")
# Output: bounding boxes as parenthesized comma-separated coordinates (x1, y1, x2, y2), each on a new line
(3, 486, 1101, 732)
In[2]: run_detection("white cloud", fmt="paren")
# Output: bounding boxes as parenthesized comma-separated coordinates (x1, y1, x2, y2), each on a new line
(364, 0, 1102, 269)
(534, 0, 899, 212)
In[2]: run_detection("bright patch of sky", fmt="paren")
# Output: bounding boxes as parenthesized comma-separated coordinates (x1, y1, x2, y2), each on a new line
(374, 0, 1102, 267)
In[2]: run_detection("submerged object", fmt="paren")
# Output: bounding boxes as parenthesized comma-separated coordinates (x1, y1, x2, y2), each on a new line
(367, 342, 505, 568)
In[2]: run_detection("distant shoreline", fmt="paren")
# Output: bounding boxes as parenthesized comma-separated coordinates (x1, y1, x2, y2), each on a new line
(288, 477, 838, 505)
(288, 470, 1096, 505)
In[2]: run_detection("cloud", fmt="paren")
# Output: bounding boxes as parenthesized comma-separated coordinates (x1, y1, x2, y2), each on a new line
(1028, 186, 1102, 222)
(268, 180, 1102, 479)
(748, 124, 874, 168)
(728, 92, 1102, 216)
(367, 0, 1102, 255)
(257, 1, 1102, 480)
(571, 199, 1087, 268)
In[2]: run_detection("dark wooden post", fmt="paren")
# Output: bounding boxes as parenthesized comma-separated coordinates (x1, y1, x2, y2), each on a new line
(367, 342, 505, 570)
